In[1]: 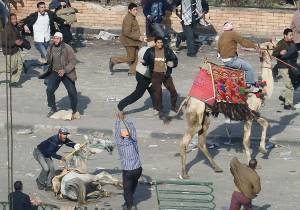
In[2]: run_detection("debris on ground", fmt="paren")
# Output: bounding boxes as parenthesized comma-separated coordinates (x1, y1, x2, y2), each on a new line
(266, 142, 275, 149)
(106, 97, 120, 102)
(25, 173, 35, 177)
(16, 129, 33, 135)
(148, 145, 158, 148)
(95, 31, 119, 40)
(280, 151, 293, 160)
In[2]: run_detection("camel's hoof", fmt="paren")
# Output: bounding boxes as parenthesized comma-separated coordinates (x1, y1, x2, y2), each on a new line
(259, 147, 267, 154)
(213, 167, 223, 173)
(180, 174, 190, 179)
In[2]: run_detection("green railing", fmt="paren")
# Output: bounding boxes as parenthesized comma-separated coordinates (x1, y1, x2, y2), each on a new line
(0, 202, 59, 210)
(154, 179, 216, 210)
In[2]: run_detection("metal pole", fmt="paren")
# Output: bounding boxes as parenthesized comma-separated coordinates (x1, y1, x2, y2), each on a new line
(4, 1, 14, 207)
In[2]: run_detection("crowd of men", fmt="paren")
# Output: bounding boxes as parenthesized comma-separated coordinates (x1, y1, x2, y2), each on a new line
(1, 0, 300, 210)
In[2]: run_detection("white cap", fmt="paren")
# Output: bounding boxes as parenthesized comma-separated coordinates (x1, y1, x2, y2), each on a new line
(53, 32, 63, 39)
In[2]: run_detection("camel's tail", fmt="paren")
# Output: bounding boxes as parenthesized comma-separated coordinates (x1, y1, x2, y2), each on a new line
(176, 96, 191, 115)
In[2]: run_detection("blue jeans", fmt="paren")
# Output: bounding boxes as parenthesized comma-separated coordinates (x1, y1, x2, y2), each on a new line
(223, 56, 257, 84)
(0, 1, 9, 26)
(34, 41, 49, 58)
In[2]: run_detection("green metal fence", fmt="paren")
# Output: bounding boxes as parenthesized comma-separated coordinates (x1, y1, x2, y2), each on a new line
(154, 179, 216, 210)
(0, 202, 59, 210)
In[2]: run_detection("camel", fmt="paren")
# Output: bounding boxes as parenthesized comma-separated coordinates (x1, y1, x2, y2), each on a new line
(179, 42, 274, 178)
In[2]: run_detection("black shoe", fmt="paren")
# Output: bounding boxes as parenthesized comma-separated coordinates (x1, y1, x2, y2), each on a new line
(23, 63, 29, 74)
(36, 179, 45, 190)
(44, 186, 52, 191)
(284, 105, 296, 110)
(278, 96, 285, 103)
(10, 82, 22, 88)
(47, 107, 57, 118)
(109, 58, 114, 74)
(171, 106, 179, 113)
(175, 35, 182, 49)
(187, 53, 196, 57)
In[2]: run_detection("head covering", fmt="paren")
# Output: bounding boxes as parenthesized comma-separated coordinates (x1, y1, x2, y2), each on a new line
(59, 127, 70, 134)
(223, 21, 234, 31)
(53, 32, 63, 39)
(121, 129, 129, 138)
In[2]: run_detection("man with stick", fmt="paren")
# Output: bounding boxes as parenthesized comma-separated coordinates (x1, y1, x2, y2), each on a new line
(114, 113, 142, 210)
(273, 28, 299, 110)
(33, 127, 81, 191)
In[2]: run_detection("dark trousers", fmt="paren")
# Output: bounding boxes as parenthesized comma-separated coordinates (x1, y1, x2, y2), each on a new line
(152, 72, 178, 112)
(229, 191, 252, 210)
(122, 167, 142, 209)
(182, 23, 198, 55)
(58, 24, 72, 44)
(46, 72, 78, 113)
(118, 72, 155, 111)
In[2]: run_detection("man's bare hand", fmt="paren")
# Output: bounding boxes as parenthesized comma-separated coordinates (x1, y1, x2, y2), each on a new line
(139, 36, 147, 42)
(116, 111, 125, 120)
(280, 49, 287, 55)
(58, 69, 65, 77)
(15, 39, 23, 46)
(24, 25, 31, 33)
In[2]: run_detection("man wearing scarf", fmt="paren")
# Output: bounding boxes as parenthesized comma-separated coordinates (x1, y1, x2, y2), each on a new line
(175, 0, 207, 57)
(218, 21, 260, 92)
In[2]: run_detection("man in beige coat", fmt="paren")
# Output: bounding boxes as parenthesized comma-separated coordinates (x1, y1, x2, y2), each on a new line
(109, 3, 146, 76)
(229, 157, 261, 210)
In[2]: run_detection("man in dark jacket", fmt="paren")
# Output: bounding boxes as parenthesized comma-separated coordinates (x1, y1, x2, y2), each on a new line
(109, 3, 146, 76)
(44, 32, 79, 118)
(9, 181, 37, 210)
(143, 0, 171, 46)
(0, 13, 25, 87)
(273, 28, 299, 110)
(22, 1, 65, 64)
(33, 127, 80, 190)
(143, 36, 178, 119)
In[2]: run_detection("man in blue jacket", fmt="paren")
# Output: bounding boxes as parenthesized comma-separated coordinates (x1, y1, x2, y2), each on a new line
(143, 0, 171, 46)
(33, 127, 80, 190)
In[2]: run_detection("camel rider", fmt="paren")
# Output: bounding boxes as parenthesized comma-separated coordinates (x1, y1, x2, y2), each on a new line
(33, 127, 81, 191)
(218, 21, 260, 92)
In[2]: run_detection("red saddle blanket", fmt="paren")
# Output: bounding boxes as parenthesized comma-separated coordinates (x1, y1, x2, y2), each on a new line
(189, 62, 248, 105)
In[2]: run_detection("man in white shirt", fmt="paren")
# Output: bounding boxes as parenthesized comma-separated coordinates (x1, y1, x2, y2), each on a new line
(22, 1, 65, 64)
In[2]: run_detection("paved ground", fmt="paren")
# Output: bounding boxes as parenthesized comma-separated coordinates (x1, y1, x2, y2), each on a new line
(1, 37, 300, 209)
(0, 130, 300, 210)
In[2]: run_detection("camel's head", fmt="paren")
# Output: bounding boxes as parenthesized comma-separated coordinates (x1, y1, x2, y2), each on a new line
(258, 41, 276, 63)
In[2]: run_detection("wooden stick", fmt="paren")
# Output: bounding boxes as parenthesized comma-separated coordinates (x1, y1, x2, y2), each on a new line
(64, 142, 88, 160)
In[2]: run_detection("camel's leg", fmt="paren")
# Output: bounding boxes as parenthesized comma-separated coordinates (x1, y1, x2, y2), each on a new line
(256, 117, 268, 154)
(198, 114, 223, 173)
(243, 120, 253, 163)
(180, 112, 199, 179)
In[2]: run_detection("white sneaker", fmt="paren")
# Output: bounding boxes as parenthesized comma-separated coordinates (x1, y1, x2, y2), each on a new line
(38, 58, 47, 64)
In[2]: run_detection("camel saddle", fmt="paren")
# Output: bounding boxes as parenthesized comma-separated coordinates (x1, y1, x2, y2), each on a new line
(189, 61, 259, 121)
